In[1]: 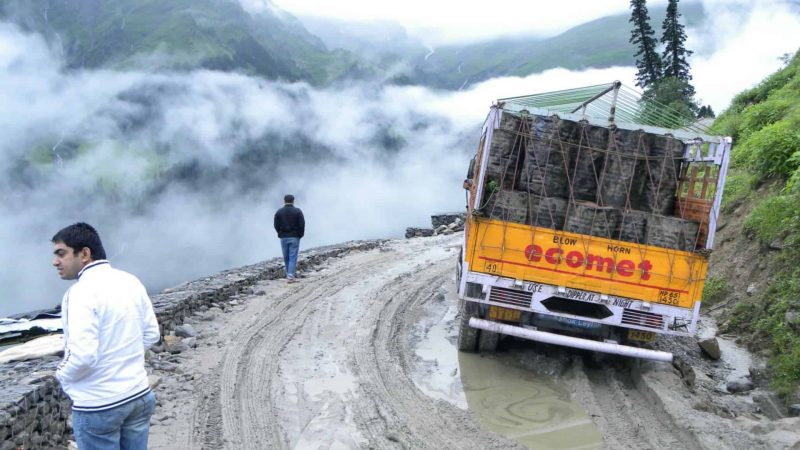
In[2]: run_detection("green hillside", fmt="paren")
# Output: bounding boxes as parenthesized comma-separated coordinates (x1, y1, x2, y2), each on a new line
(404, 2, 704, 89)
(708, 50, 800, 399)
(1, 1, 705, 89)
(1, 0, 372, 84)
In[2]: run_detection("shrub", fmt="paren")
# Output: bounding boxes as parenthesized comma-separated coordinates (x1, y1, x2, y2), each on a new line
(742, 193, 799, 244)
(702, 276, 729, 307)
(738, 96, 794, 139)
(755, 265, 800, 398)
(721, 170, 758, 211)
(725, 301, 757, 333)
(735, 121, 800, 178)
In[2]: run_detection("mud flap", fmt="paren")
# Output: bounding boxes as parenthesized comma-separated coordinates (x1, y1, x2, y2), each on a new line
(477, 329, 499, 352)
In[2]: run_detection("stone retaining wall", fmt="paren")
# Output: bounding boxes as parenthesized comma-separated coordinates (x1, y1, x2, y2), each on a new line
(0, 240, 382, 449)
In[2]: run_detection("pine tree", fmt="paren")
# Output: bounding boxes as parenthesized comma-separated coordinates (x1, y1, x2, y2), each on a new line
(697, 105, 715, 118)
(660, 0, 693, 82)
(658, 0, 697, 114)
(629, 0, 662, 89)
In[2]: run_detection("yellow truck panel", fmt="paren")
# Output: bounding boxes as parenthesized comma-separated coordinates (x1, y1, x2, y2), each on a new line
(466, 218, 707, 309)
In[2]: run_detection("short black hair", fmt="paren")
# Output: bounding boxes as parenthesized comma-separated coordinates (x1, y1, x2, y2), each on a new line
(284, 194, 295, 204)
(52, 222, 107, 260)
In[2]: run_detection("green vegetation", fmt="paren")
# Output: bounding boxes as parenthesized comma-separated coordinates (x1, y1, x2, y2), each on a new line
(702, 276, 729, 308)
(405, 3, 704, 89)
(716, 50, 800, 399)
(629, 0, 706, 119)
(629, 0, 662, 89)
(720, 169, 758, 211)
(0, 0, 372, 85)
(742, 192, 799, 244)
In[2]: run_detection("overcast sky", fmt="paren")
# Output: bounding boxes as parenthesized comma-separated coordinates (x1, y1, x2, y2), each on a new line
(266, 0, 669, 44)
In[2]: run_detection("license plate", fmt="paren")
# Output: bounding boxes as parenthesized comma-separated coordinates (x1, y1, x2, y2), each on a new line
(488, 306, 522, 322)
(628, 329, 657, 343)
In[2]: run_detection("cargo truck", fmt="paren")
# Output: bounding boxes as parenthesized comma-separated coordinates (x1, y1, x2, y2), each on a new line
(457, 82, 732, 362)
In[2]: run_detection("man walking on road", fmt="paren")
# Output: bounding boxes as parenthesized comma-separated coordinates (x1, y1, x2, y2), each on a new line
(52, 222, 160, 450)
(274, 194, 305, 282)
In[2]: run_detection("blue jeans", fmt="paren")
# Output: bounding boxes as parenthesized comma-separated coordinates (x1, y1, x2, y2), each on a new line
(280, 237, 300, 278)
(72, 391, 156, 450)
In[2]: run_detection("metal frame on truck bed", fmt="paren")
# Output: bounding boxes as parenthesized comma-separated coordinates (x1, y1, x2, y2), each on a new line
(457, 81, 732, 362)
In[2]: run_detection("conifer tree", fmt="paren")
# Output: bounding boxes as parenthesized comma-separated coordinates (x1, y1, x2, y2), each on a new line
(659, 0, 697, 114)
(629, 0, 662, 88)
(697, 105, 715, 118)
(660, 0, 693, 82)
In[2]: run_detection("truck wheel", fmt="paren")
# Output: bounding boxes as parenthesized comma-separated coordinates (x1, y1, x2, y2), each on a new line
(478, 329, 499, 352)
(457, 301, 479, 352)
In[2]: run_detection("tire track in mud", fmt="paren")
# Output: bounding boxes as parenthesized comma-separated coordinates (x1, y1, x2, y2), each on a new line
(577, 362, 703, 450)
(190, 243, 458, 448)
(346, 261, 521, 449)
(196, 251, 395, 448)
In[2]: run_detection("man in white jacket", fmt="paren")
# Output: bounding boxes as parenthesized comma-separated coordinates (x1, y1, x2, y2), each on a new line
(52, 223, 160, 450)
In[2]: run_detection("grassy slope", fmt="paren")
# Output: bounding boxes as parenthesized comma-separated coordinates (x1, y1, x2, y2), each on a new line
(705, 50, 800, 399)
(407, 2, 704, 89)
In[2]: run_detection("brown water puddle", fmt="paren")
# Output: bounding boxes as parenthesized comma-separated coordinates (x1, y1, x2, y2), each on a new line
(459, 353, 603, 449)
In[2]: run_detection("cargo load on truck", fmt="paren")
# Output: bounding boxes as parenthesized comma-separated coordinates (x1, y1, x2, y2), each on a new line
(457, 81, 732, 362)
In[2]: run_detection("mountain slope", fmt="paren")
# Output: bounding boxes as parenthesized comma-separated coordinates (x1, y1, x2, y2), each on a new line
(706, 50, 800, 399)
(404, 1, 704, 89)
(297, 16, 429, 69)
(0, 0, 372, 84)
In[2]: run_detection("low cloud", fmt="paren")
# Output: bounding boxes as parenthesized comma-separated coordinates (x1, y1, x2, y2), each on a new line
(2, 0, 798, 315)
(690, 0, 800, 111)
(0, 24, 478, 316)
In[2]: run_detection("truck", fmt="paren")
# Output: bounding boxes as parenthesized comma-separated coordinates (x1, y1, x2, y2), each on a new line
(456, 81, 732, 362)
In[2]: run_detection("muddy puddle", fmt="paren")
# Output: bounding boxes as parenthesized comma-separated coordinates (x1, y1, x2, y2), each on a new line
(411, 296, 603, 449)
(459, 353, 603, 449)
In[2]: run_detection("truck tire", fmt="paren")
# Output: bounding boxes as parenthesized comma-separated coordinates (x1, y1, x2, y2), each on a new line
(478, 329, 499, 352)
(457, 301, 479, 352)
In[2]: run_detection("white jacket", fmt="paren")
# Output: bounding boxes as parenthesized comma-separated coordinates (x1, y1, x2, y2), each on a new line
(57, 260, 160, 411)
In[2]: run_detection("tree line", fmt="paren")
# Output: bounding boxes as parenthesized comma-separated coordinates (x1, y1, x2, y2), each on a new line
(629, 0, 714, 119)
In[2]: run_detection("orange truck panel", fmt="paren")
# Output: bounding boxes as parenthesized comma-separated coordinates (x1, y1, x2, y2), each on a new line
(466, 218, 707, 309)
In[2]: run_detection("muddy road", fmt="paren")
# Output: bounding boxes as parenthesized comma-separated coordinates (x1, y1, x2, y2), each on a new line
(148, 234, 800, 449)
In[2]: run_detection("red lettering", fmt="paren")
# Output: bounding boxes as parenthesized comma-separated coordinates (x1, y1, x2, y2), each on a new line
(524, 245, 543, 262)
(586, 255, 614, 273)
(616, 260, 634, 277)
(565, 251, 584, 268)
(639, 260, 653, 280)
(523, 245, 656, 281)
(545, 247, 562, 264)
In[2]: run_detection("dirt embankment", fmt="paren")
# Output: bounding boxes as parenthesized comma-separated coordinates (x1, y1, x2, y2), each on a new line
(147, 233, 800, 449)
